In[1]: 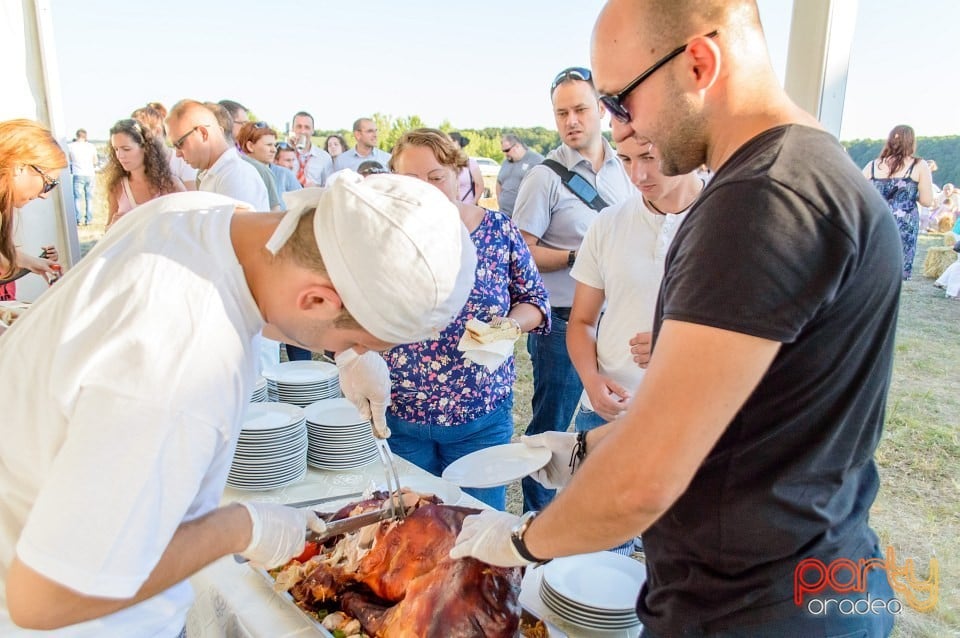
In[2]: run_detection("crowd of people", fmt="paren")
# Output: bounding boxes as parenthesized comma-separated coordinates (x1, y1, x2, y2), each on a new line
(0, 0, 952, 636)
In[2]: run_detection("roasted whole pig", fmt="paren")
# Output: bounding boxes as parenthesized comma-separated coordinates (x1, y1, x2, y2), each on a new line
(278, 491, 523, 638)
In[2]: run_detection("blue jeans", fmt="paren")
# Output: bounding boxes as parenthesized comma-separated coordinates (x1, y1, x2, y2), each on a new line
(522, 311, 582, 512)
(385, 395, 514, 510)
(285, 344, 313, 361)
(641, 549, 896, 638)
(73, 175, 93, 224)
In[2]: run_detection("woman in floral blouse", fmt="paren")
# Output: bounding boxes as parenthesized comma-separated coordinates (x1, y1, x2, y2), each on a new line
(386, 129, 550, 508)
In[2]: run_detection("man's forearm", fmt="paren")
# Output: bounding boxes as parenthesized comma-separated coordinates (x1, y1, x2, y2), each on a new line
(7, 504, 252, 630)
(529, 244, 573, 273)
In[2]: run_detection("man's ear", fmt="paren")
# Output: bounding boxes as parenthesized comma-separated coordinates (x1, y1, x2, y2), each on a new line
(685, 35, 721, 89)
(298, 283, 343, 320)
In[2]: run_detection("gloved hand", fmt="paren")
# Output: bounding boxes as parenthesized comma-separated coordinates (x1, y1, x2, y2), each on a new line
(449, 510, 534, 567)
(522, 431, 578, 489)
(239, 502, 327, 568)
(335, 348, 392, 438)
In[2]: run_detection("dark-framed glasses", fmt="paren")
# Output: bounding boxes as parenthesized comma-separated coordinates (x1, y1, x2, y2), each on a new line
(501, 144, 516, 154)
(31, 165, 60, 194)
(550, 66, 592, 94)
(599, 30, 719, 123)
(172, 125, 201, 150)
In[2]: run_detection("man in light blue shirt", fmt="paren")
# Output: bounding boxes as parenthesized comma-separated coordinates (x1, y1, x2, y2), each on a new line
(332, 118, 392, 174)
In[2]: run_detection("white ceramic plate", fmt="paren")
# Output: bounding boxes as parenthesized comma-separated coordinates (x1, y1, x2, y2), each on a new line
(441, 443, 551, 488)
(262, 360, 338, 384)
(542, 551, 646, 611)
(241, 402, 305, 431)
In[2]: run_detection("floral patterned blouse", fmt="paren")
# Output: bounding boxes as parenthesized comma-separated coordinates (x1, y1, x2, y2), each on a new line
(385, 209, 550, 426)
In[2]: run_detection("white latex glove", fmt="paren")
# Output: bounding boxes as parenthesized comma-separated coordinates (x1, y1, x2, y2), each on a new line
(522, 431, 578, 489)
(239, 502, 327, 568)
(336, 348, 392, 438)
(449, 510, 534, 567)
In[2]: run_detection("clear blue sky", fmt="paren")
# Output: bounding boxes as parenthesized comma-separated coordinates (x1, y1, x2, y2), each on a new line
(49, 0, 958, 142)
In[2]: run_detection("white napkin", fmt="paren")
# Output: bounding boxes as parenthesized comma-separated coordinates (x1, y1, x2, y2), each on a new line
(457, 325, 520, 372)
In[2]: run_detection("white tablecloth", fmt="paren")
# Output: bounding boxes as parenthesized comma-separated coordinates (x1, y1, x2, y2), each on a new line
(187, 460, 641, 638)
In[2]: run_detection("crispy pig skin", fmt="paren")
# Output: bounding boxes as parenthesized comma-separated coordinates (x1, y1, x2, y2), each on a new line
(340, 557, 522, 638)
(287, 497, 523, 636)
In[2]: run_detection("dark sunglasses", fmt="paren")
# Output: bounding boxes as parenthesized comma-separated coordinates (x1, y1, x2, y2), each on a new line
(172, 126, 202, 150)
(550, 66, 592, 94)
(276, 141, 292, 151)
(31, 165, 60, 194)
(358, 166, 389, 176)
(501, 144, 516, 154)
(252, 121, 268, 129)
(599, 30, 719, 124)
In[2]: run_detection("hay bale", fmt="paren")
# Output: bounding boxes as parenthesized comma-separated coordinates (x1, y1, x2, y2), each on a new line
(923, 246, 958, 279)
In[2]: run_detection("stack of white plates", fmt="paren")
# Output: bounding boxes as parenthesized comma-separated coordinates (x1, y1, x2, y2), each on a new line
(227, 402, 308, 490)
(250, 377, 268, 403)
(263, 361, 340, 406)
(303, 398, 378, 470)
(539, 552, 645, 630)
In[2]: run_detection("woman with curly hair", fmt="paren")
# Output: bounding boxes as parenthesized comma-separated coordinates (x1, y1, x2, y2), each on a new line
(862, 124, 934, 279)
(0, 119, 66, 304)
(103, 118, 184, 228)
(131, 104, 198, 190)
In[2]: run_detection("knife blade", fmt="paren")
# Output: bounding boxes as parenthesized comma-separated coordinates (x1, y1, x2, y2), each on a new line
(283, 491, 366, 510)
(306, 507, 397, 543)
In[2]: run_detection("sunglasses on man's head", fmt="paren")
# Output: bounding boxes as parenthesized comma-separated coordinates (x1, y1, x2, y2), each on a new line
(276, 141, 292, 151)
(31, 165, 59, 194)
(599, 30, 719, 124)
(550, 67, 593, 94)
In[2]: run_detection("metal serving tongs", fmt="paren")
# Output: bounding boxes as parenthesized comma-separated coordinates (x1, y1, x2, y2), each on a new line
(374, 437, 406, 522)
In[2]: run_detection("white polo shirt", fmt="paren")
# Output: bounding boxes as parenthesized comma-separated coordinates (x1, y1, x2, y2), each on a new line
(571, 194, 689, 410)
(199, 147, 270, 211)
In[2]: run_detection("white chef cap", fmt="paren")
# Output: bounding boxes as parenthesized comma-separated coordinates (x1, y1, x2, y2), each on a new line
(266, 171, 477, 344)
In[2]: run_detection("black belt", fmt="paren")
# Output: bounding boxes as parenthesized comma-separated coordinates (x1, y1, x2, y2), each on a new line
(553, 307, 571, 321)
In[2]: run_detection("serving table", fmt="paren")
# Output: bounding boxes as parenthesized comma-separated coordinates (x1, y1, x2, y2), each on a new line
(187, 459, 641, 638)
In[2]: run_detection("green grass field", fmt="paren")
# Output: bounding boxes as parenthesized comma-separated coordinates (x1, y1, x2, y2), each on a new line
(77, 193, 959, 635)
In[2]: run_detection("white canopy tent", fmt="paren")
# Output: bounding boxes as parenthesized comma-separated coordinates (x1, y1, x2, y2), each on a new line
(2, 0, 856, 302)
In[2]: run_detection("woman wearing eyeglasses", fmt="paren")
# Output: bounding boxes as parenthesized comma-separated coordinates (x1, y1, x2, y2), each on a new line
(0, 119, 67, 311)
(385, 128, 550, 509)
(103, 119, 185, 229)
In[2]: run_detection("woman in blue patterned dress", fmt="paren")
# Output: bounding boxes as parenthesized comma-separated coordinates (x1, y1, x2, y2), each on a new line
(862, 125, 934, 280)
(385, 129, 550, 509)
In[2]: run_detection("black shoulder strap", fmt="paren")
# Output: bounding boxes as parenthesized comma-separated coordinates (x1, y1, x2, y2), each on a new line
(541, 159, 609, 212)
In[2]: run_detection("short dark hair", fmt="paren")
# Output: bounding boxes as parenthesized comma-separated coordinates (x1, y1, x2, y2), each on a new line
(293, 111, 314, 128)
(502, 133, 522, 146)
(218, 100, 247, 118)
(353, 117, 373, 132)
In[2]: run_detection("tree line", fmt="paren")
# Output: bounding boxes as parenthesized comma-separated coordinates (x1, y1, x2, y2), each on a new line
(314, 113, 958, 185)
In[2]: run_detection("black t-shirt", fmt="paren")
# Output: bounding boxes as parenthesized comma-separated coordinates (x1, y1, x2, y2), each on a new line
(638, 125, 902, 634)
